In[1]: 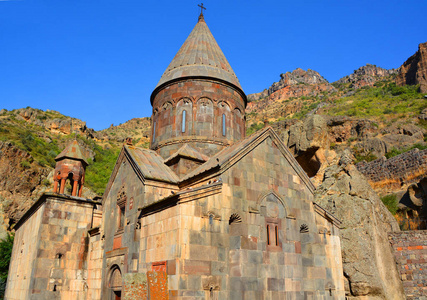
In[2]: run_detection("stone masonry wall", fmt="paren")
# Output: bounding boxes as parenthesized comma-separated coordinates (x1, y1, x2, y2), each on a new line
(357, 148, 427, 191)
(151, 79, 246, 159)
(5, 200, 44, 299)
(389, 230, 427, 299)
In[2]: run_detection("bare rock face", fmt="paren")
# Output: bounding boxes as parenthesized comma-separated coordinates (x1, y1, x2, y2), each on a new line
(247, 68, 336, 106)
(96, 117, 151, 147)
(247, 89, 268, 102)
(273, 115, 334, 181)
(15, 107, 97, 138)
(268, 68, 329, 94)
(336, 64, 397, 89)
(0, 141, 51, 235)
(396, 42, 427, 93)
(315, 151, 405, 299)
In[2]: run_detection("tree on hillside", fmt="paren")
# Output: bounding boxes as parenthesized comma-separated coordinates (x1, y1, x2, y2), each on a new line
(0, 233, 14, 298)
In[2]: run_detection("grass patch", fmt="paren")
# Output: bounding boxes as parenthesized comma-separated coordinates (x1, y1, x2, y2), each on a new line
(85, 144, 120, 196)
(246, 122, 264, 135)
(385, 143, 427, 159)
(0, 122, 60, 167)
(381, 194, 398, 215)
(328, 82, 424, 118)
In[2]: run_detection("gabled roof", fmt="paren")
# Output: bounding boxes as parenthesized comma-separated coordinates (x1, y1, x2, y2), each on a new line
(125, 146, 179, 183)
(164, 144, 209, 165)
(152, 14, 243, 101)
(103, 145, 179, 202)
(180, 126, 316, 193)
(55, 140, 88, 165)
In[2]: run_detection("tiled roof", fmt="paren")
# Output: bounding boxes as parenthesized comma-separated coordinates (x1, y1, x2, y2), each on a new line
(154, 14, 242, 92)
(55, 140, 88, 165)
(180, 127, 272, 181)
(179, 127, 316, 193)
(125, 146, 179, 183)
(164, 144, 209, 165)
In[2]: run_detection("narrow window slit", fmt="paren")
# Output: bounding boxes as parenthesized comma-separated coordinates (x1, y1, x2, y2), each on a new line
(222, 114, 226, 136)
(275, 226, 279, 246)
(182, 110, 186, 133)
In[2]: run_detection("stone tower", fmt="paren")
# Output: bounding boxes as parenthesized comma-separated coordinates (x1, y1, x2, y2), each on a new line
(150, 13, 247, 159)
(53, 139, 88, 196)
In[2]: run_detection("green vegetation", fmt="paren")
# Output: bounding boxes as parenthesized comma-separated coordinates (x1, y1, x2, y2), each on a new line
(380, 194, 398, 215)
(246, 122, 264, 135)
(353, 149, 378, 163)
(85, 143, 120, 196)
(328, 82, 425, 117)
(0, 122, 60, 168)
(0, 233, 14, 297)
(385, 143, 427, 159)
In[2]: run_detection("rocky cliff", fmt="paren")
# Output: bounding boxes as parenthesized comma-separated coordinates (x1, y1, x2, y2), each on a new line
(315, 151, 405, 299)
(247, 68, 336, 103)
(336, 64, 397, 89)
(396, 42, 427, 93)
(0, 108, 151, 238)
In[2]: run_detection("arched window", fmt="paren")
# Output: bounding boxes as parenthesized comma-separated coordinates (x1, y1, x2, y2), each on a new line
(222, 114, 226, 136)
(261, 192, 286, 251)
(109, 266, 122, 299)
(152, 121, 156, 143)
(182, 110, 186, 133)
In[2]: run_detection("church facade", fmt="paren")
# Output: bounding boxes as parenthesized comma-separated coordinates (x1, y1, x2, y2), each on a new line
(5, 12, 345, 300)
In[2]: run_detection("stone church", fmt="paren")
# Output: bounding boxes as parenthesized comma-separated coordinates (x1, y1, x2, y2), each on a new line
(5, 11, 345, 300)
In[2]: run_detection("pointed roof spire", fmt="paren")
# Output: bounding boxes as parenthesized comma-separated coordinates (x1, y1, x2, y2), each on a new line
(152, 8, 243, 101)
(55, 140, 88, 165)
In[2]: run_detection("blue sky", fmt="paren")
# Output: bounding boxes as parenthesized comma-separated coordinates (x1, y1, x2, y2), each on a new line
(1, 0, 426, 130)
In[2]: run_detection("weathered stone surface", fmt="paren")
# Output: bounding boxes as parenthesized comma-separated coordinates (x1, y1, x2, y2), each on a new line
(336, 64, 397, 89)
(268, 68, 330, 94)
(15, 107, 96, 138)
(246, 69, 336, 116)
(396, 42, 427, 93)
(389, 230, 427, 299)
(357, 148, 427, 194)
(315, 151, 405, 299)
(0, 141, 51, 235)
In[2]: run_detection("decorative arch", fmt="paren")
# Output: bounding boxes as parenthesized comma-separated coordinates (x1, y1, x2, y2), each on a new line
(116, 185, 127, 231)
(176, 97, 193, 136)
(154, 101, 174, 144)
(257, 190, 289, 217)
(196, 97, 214, 136)
(217, 101, 231, 138)
(233, 107, 244, 139)
(108, 265, 122, 300)
(258, 191, 287, 251)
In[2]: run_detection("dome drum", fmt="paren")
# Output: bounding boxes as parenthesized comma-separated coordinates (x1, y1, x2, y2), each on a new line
(151, 79, 245, 158)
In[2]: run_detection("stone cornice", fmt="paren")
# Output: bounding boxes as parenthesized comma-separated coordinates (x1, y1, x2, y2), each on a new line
(14, 192, 100, 230)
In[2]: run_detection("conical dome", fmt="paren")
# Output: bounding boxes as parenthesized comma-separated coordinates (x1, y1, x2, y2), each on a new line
(152, 15, 243, 100)
(55, 140, 88, 166)
(150, 14, 247, 160)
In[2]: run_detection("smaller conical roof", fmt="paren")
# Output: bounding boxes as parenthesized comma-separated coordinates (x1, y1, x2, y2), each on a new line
(55, 140, 88, 165)
(152, 14, 243, 101)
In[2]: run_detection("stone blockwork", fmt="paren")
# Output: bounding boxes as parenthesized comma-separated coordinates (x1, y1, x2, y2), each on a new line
(389, 230, 427, 299)
(5, 193, 100, 300)
(134, 128, 345, 299)
(151, 79, 246, 159)
(357, 148, 427, 192)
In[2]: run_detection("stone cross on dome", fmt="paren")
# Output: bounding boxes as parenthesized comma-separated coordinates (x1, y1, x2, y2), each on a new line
(197, 3, 206, 22)
(198, 3, 206, 15)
